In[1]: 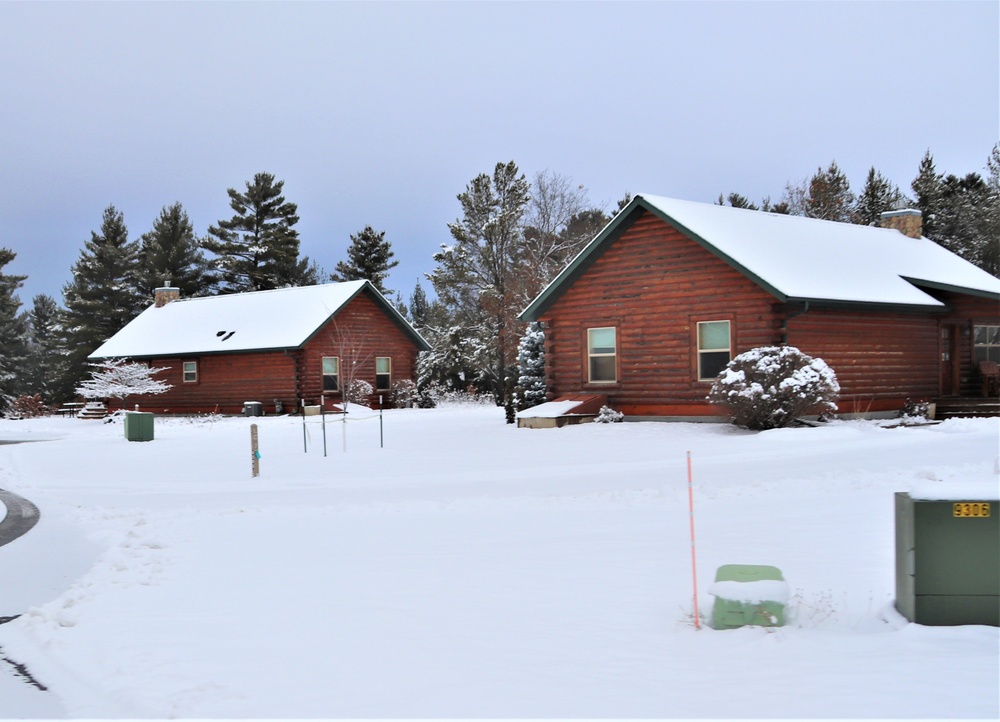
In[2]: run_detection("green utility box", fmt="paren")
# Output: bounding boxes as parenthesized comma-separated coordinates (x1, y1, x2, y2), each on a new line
(124, 411, 154, 442)
(710, 564, 788, 630)
(895, 492, 999, 626)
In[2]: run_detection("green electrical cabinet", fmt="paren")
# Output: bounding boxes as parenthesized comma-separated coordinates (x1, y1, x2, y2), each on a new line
(710, 564, 788, 630)
(124, 411, 155, 442)
(895, 492, 999, 626)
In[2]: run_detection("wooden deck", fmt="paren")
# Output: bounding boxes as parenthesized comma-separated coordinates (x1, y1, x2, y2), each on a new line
(933, 397, 1000, 419)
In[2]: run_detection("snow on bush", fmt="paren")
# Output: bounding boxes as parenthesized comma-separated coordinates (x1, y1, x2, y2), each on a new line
(516, 322, 546, 409)
(708, 345, 839, 430)
(2, 394, 50, 419)
(76, 358, 171, 409)
(345, 378, 374, 405)
(593, 405, 624, 423)
(389, 379, 418, 408)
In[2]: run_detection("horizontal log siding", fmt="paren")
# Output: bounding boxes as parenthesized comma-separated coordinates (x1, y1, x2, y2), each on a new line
(124, 351, 298, 415)
(540, 212, 780, 415)
(784, 309, 939, 406)
(297, 292, 421, 407)
(123, 292, 422, 414)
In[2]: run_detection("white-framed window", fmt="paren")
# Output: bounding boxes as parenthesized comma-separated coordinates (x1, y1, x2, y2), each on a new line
(375, 357, 391, 391)
(697, 320, 731, 381)
(182, 360, 198, 383)
(587, 327, 617, 383)
(974, 325, 1000, 363)
(322, 356, 340, 392)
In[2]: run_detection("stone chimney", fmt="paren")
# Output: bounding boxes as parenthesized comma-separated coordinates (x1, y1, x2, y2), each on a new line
(154, 284, 180, 308)
(879, 208, 923, 239)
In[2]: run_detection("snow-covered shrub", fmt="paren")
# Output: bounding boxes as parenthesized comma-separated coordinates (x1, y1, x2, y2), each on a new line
(593, 405, 624, 423)
(708, 346, 839, 431)
(516, 322, 546, 409)
(76, 358, 171, 410)
(389, 379, 418, 408)
(897, 398, 930, 421)
(345, 378, 374, 405)
(421, 383, 494, 407)
(2, 394, 50, 419)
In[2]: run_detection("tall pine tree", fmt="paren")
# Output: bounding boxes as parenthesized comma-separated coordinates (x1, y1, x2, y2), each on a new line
(140, 202, 215, 297)
(853, 167, 905, 225)
(62, 205, 145, 395)
(202, 172, 313, 292)
(0, 248, 28, 409)
(329, 225, 399, 295)
(22, 294, 69, 403)
(430, 161, 531, 403)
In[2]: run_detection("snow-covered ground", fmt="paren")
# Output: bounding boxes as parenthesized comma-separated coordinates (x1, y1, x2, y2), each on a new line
(0, 405, 997, 718)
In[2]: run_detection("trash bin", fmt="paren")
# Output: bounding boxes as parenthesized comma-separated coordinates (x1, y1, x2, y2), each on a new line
(709, 564, 789, 629)
(124, 411, 154, 442)
(243, 401, 264, 417)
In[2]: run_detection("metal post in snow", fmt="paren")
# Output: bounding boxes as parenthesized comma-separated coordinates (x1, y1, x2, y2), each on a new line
(250, 424, 260, 478)
(321, 403, 327, 457)
(687, 450, 701, 630)
(379, 395, 383, 449)
(302, 399, 307, 453)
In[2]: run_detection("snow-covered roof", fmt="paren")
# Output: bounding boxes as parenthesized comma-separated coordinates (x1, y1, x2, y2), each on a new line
(521, 195, 1000, 320)
(90, 281, 429, 359)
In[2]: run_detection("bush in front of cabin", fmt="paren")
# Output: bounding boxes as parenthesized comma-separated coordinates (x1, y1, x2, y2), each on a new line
(345, 378, 374, 406)
(708, 346, 839, 431)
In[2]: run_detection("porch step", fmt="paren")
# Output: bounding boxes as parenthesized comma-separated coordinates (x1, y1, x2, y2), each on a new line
(934, 398, 1000, 420)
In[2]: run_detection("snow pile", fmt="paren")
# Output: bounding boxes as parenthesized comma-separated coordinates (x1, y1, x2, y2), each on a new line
(708, 578, 791, 604)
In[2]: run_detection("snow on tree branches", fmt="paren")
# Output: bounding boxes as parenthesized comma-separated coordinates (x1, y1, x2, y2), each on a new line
(76, 358, 172, 407)
(708, 346, 839, 430)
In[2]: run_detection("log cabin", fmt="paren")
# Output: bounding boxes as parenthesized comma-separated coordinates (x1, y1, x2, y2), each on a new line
(89, 280, 430, 414)
(519, 195, 1000, 420)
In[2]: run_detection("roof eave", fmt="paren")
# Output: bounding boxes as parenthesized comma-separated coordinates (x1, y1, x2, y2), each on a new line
(901, 277, 1000, 303)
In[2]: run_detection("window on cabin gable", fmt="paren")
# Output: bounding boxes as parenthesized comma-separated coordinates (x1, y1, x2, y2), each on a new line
(182, 360, 198, 383)
(587, 327, 617, 383)
(375, 357, 391, 391)
(697, 320, 731, 381)
(322, 356, 340, 392)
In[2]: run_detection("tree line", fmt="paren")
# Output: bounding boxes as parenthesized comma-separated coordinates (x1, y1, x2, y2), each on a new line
(0, 147, 997, 415)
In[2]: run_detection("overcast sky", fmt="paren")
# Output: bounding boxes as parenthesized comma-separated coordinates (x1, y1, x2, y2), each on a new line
(1, 1, 997, 308)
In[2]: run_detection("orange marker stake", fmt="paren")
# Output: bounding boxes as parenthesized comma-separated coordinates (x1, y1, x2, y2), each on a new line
(687, 450, 701, 630)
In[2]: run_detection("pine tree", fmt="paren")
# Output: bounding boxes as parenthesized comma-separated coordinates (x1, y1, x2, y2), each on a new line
(0, 248, 28, 409)
(329, 225, 399, 295)
(408, 280, 430, 329)
(62, 205, 144, 395)
(202, 172, 312, 292)
(140, 203, 215, 297)
(516, 322, 546, 409)
(805, 162, 854, 222)
(430, 161, 531, 403)
(853, 167, 906, 225)
(912, 150, 945, 240)
(22, 294, 69, 403)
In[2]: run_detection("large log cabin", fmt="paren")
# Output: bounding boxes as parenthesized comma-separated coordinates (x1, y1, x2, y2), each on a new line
(90, 280, 430, 414)
(519, 195, 1000, 420)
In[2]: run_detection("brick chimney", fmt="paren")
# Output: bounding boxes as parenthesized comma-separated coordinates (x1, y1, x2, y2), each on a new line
(154, 284, 180, 308)
(879, 208, 923, 239)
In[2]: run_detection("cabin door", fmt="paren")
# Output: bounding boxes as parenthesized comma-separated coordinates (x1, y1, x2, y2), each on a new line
(940, 324, 960, 396)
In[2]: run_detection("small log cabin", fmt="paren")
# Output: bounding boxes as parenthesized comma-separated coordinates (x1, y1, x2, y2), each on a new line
(519, 195, 1000, 419)
(89, 280, 430, 414)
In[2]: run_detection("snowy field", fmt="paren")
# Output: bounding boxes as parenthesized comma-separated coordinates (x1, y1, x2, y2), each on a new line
(0, 404, 997, 719)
